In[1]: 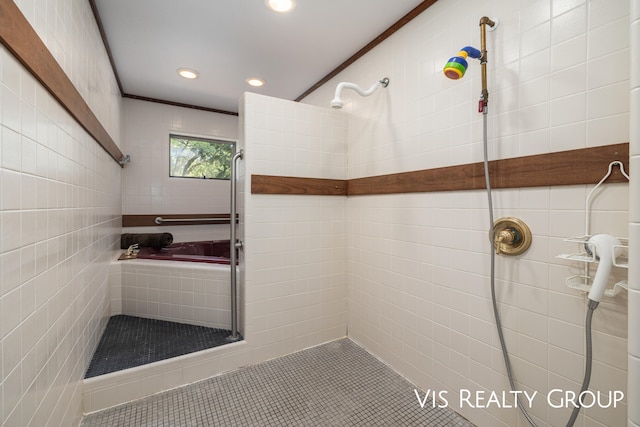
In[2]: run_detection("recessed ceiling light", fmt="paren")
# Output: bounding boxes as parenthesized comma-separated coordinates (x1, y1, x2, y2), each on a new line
(246, 77, 265, 87)
(266, 0, 295, 13)
(177, 68, 199, 79)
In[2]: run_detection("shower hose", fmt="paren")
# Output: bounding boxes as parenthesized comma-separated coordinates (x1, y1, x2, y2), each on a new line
(482, 111, 596, 427)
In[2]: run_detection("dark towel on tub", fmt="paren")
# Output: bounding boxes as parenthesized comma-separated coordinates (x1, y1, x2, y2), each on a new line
(121, 233, 173, 249)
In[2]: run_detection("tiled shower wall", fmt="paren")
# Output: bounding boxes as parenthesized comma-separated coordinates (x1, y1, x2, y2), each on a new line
(239, 92, 348, 363)
(13, 0, 121, 142)
(1, 1, 122, 426)
(302, 0, 631, 426)
(121, 98, 238, 243)
(116, 261, 232, 330)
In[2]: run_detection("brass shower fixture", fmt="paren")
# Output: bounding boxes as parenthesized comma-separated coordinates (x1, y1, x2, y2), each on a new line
(478, 16, 496, 106)
(491, 217, 532, 255)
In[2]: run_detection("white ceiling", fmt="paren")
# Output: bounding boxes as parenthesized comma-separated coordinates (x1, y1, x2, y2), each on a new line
(93, 0, 427, 113)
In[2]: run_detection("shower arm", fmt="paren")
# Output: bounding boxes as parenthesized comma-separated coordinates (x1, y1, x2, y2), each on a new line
(331, 78, 389, 109)
(335, 79, 386, 98)
(479, 16, 495, 110)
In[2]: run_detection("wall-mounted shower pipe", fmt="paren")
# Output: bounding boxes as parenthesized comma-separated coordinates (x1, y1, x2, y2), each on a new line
(478, 16, 495, 109)
(227, 149, 243, 343)
(443, 17, 496, 112)
(330, 77, 389, 109)
(448, 15, 541, 427)
(464, 16, 589, 427)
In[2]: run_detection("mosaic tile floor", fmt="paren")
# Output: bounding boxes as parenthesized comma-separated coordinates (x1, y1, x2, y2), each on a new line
(85, 315, 240, 378)
(82, 338, 475, 426)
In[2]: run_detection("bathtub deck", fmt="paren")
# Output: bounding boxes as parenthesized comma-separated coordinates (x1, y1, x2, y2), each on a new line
(85, 315, 241, 378)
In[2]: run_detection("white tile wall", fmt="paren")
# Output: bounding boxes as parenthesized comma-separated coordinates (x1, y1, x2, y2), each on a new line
(342, 184, 629, 427)
(117, 260, 232, 329)
(14, 0, 121, 143)
(300, 1, 631, 426)
(121, 99, 239, 242)
(1, 1, 122, 425)
(240, 92, 348, 363)
(121, 99, 238, 214)
(0, 46, 120, 427)
(305, 0, 629, 179)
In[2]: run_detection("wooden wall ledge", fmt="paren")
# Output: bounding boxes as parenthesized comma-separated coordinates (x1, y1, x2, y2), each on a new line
(251, 143, 630, 196)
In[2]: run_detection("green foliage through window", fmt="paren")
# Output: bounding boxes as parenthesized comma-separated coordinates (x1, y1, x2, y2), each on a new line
(170, 135, 234, 180)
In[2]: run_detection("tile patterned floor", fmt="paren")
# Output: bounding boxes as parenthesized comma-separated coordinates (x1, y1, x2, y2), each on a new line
(85, 315, 239, 378)
(82, 338, 475, 426)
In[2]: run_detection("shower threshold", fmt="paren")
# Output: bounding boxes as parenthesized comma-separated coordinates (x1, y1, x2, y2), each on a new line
(85, 315, 242, 378)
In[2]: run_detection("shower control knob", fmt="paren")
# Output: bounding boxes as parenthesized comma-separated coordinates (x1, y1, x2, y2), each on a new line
(491, 217, 532, 256)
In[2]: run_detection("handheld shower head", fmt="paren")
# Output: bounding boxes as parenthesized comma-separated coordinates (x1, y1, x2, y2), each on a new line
(587, 234, 621, 303)
(443, 46, 481, 80)
(330, 78, 389, 109)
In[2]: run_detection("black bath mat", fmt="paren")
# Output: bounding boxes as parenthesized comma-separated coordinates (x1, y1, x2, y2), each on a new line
(85, 315, 241, 378)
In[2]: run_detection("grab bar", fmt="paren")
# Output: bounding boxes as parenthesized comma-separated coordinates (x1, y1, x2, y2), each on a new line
(154, 216, 233, 224)
(228, 149, 243, 342)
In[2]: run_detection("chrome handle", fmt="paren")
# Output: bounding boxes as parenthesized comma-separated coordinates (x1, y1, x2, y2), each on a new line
(228, 149, 243, 342)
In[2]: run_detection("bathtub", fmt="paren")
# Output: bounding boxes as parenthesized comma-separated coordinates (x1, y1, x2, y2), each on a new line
(111, 240, 236, 329)
(136, 240, 234, 264)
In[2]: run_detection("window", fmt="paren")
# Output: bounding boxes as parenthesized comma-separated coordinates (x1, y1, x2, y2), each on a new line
(169, 134, 234, 180)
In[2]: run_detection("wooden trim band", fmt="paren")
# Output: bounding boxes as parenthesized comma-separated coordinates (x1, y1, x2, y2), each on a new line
(122, 214, 235, 227)
(489, 143, 629, 188)
(347, 163, 484, 195)
(252, 143, 630, 196)
(251, 175, 348, 196)
(349, 143, 630, 195)
(0, 0, 124, 164)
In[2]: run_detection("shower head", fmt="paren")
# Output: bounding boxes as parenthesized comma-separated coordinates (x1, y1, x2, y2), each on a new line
(443, 46, 482, 80)
(330, 77, 389, 109)
(587, 234, 621, 303)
